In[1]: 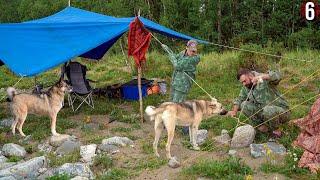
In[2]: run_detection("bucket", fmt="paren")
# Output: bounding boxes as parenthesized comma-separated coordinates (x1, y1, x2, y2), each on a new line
(121, 78, 151, 100)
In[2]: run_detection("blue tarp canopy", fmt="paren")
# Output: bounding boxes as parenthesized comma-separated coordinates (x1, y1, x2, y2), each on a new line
(0, 7, 205, 77)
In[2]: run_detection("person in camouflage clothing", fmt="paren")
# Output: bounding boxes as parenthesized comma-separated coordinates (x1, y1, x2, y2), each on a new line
(228, 68, 290, 136)
(162, 40, 200, 134)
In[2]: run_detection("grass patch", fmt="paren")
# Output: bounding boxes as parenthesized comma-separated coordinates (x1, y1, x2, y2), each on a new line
(83, 134, 105, 144)
(182, 157, 253, 180)
(96, 168, 130, 180)
(25, 144, 37, 154)
(93, 154, 113, 170)
(7, 155, 23, 162)
(260, 147, 317, 179)
(46, 173, 71, 180)
(0, 132, 20, 145)
(47, 151, 81, 167)
(141, 140, 153, 154)
(110, 127, 133, 133)
(134, 156, 167, 171)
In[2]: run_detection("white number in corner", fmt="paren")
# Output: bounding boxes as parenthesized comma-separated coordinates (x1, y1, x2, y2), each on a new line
(306, 2, 315, 21)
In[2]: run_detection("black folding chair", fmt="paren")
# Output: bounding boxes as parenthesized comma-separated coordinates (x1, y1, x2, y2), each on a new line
(64, 62, 95, 111)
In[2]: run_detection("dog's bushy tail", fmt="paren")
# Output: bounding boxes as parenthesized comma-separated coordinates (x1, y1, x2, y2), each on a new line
(6, 87, 16, 102)
(145, 106, 156, 117)
(145, 106, 166, 121)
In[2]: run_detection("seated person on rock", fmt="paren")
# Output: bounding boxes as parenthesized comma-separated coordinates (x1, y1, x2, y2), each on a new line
(227, 68, 290, 136)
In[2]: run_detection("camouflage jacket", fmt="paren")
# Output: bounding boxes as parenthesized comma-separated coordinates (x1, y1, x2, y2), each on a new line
(168, 50, 200, 93)
(234, 70, 289, 109)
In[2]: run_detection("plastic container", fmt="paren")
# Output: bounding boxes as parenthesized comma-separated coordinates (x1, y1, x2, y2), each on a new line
(121, 78, 151, 100)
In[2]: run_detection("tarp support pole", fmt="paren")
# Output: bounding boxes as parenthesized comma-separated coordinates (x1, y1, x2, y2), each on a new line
(138, 66, 144, 123)
(68, 0, 71, 7)
(137, 10, 144, 123)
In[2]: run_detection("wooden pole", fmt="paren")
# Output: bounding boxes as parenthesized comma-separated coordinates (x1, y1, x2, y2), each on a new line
(137, 66, 144, 123)
(137, 9, 144, 123)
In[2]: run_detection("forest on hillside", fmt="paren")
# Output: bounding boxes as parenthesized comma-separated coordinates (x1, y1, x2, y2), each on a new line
(1, 0, 319, 50)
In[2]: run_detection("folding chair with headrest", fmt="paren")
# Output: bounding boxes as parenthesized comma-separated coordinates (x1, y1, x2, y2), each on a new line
(65, 61, 95, 111)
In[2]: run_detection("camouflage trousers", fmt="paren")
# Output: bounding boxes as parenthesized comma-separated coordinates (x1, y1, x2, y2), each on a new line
(240, 101, 290, 130)
(171, 89, 187, 103)
(171, 89, 189, 134)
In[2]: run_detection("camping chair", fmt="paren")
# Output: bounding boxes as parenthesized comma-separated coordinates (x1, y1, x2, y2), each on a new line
(65, 61, 95, 111)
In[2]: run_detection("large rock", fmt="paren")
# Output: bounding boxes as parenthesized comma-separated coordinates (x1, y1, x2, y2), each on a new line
(196, 129, 208, 145)
(0, 156, 46, 179)
(55, 163, 93, 179)
(2, 143, 27, 157)
(250, 142, 286, 158)
(101, 136, 133, 147)
(0, 176, 16, 180)
(0, 163, 16, 170)
(49, 134, 73, 147)
(231, 125, 255, 148)
(56, 140, 80, 156)
(80, 144, 97, 163)
(37, 169, 54, 180)
(214, 129, 231, 146)
(98, 144, 119, 154)
(0, 156, 7, 164)
(0, 119, 13, 128)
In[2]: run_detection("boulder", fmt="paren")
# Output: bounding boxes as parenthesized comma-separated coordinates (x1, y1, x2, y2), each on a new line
(196, 129, 208, 145)
(2, 143, 26, 157)
(101, 136, 133, 147)
(55, 163, 93, 179)
(250, 142, 286, 158)
(80, 144, 97, 163)
(230, 125, 255, 148)
(0, 156, 46, 179)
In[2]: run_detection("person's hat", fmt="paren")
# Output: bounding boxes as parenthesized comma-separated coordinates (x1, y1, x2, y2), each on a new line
(186, 39, 198, 51)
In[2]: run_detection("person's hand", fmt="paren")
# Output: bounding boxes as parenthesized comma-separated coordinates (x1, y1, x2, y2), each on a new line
(227, 111, 237, 117)
(252, 76, 263, 85)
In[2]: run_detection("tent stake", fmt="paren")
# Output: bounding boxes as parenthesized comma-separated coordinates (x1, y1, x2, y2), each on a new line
(137, 66, 144, 123)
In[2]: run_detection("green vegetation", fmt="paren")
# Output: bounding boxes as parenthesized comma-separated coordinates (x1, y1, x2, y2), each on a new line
(46, 174, 71, 180)
(7, 155, 23, 162)
(260, 148, 319, 179)
(93, 154, 114, 170)
(96, 168, 130, 180)
(182, 158, 253, 180)
(47, 151, 81, 167)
